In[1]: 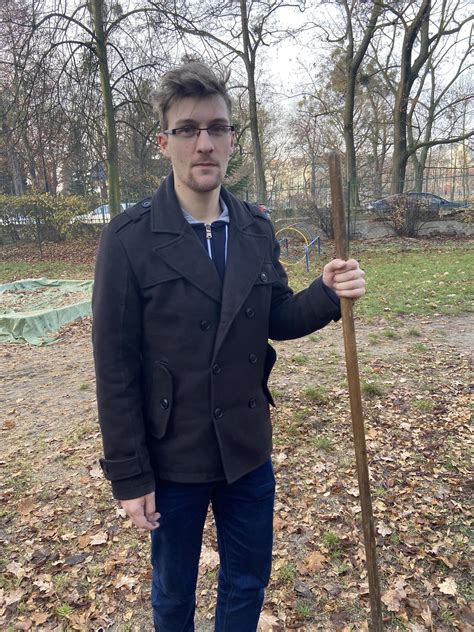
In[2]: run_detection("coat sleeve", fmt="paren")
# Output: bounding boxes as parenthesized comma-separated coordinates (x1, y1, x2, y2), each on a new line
(268, 223, 341, 341)
(92, 224, 155, 500)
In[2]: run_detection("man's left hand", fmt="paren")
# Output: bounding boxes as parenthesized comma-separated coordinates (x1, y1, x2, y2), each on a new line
(322, 258, 365, 300)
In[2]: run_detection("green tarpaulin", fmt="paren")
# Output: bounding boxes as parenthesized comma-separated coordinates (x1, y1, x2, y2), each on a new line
(0, 278, 93, 345)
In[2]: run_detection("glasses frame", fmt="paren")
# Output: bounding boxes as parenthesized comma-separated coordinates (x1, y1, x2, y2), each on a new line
(162, 125, 235, 139)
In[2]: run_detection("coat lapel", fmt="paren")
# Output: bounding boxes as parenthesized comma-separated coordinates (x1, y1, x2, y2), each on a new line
(213, 192, 268, 356)
(150, 175, 222, 304)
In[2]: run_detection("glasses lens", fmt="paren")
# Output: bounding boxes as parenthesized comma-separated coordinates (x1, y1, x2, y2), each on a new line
(176, 126, 198, 138)
(207, 125, 229, 137)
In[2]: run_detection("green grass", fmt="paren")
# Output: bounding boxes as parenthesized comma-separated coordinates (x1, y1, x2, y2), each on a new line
(292, 353, 308, 365)
(302, 385, 328, 403)
(279, 563, 296, 583)
(0, 261, 94, 283)
(322, 531, 340, 549)
(362, 381, 385, 397)
(288, 239, 473, 320)
(311, 436, 333, 451)
(413, 398, 434, 412)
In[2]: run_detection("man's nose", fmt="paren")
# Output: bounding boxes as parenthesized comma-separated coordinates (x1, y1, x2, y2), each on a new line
(195, 129, 214, 151)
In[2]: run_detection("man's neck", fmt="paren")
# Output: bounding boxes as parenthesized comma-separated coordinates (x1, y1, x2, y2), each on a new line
(175, 183, 222, 224)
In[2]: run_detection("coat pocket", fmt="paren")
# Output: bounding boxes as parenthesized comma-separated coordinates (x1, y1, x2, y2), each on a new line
(262, 343, 277, 407)
(146, 361, 173, 439)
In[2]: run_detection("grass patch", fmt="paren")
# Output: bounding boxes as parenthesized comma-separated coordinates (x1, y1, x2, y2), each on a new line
(302, 385, 328, 403)
(362, 381, 385, 397)
(407, 327, 422, 337)
(292, 354, 308, 365)
(311, 436, 333, 451)
(413, 398, 434, 412)
(295, 601, 313, 619)
(0, 261, 94, 283)
(322, 531, 340, 550)
(279, 563, 296, 583)
(412, 342, 428, 352)
(288, 239, 473, 320)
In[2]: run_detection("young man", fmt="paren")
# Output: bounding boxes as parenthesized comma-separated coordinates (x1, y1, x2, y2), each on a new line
(92, 61, 365, 632)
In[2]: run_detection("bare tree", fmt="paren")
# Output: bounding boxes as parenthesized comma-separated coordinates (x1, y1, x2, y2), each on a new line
(155, 0, 306, 204)
(373, 0, 473, 193)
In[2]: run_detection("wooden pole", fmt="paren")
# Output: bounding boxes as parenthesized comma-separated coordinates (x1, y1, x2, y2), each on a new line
(328, 151, 384, 631)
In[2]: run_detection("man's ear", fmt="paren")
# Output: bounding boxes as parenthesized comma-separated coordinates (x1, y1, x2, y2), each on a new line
(157, 132, 170, 159)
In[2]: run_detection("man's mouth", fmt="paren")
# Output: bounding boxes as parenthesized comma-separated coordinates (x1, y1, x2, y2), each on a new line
(193, 162, 218, 168)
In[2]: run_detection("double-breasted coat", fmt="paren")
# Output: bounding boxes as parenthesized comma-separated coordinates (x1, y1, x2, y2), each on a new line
(92, 175, 341, 500)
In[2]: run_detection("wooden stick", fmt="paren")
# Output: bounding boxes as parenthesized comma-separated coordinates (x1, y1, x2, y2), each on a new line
(328, 151, 384, 631)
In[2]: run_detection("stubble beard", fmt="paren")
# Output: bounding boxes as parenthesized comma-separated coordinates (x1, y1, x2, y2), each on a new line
(186, 169, 224, 194)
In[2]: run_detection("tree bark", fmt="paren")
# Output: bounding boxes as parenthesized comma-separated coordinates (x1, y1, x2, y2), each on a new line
(239, 0, 267, 204)
(391, 0, 431, 194)
(89, 0, 121, 217)
(342, 0, 382, 208)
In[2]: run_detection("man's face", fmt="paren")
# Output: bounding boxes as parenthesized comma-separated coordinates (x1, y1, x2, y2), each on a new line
(158, 95, 235, 199)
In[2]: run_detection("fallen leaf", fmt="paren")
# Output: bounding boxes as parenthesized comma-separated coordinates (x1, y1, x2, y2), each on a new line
(17, 498, 35, 515)
(31, 613, 49, 625)
(5, 561, 25, 579)
(438, 578, 457, 595)
(377, 522, 393, 537)
(115, 575, 137, 590)
(89, 466, 103, 479)
(382, 580, 407, 612)
(258, 610, 280, 631)
(90, 531, 108, 546)
(306, 551, 326, 572)
(4, 589, 25, 606)
(200, 546, 219, 570)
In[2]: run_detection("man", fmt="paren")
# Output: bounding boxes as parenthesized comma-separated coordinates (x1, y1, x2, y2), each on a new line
(92, 60, 365, 632)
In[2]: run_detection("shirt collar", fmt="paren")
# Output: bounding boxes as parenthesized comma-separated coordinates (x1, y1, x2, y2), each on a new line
(182, 199, 230, 225)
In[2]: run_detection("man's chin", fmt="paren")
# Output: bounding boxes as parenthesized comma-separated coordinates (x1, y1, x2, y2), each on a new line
(188, 176, 223, 193)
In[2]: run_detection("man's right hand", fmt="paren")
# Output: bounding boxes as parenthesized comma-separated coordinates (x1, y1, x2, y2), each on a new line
(121, 491, 161, 531)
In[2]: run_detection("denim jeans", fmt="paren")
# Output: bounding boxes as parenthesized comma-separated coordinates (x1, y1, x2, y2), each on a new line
(150, 460, 275, 632)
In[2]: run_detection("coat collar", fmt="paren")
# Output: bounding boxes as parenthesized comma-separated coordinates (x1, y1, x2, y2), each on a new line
(149, 174, 268, 325)
(149, 173, 256, 233)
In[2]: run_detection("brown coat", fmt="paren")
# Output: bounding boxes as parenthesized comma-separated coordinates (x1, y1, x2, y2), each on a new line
(92, 175, 340, 499)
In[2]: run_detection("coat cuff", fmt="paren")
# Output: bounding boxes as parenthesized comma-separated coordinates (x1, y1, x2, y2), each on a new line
(309, 276, 341, 320)
(99, 457, 155, 500)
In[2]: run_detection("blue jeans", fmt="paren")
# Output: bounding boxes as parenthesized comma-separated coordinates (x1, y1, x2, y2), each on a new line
(150, 460, 275, 632)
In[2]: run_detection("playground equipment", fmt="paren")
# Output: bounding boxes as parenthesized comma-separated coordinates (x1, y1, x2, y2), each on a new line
(275, 222, 321, 271)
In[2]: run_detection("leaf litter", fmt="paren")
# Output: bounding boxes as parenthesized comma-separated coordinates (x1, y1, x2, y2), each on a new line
(0, 257, 472, 630)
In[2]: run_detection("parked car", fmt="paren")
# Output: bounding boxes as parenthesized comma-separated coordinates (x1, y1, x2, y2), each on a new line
(76, 202, 135, 223)
(369, 192, 465, 215)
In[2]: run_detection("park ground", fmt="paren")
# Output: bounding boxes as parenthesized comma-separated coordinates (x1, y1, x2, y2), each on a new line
(0, 236, 473, 631)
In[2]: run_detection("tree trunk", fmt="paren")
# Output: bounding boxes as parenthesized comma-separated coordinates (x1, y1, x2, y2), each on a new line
(391, 0, 431, 194)
(239, 0, 267, 204)
(2, 117, 24, 195)
(89, 0, 121, 217)
(342, 0, 381, 208)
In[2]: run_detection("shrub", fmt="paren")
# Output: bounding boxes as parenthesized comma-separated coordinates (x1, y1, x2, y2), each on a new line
(0, 193, 93, 243)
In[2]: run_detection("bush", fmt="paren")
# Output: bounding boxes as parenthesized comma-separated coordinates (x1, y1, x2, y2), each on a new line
(375, 195, 431, 237)
(0, 193, 94, 243)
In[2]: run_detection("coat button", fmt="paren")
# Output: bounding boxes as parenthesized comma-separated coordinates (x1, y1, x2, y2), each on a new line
(260, 272, 268, 282)
(248, 353, 258, 364)
(248, 398, 257, 409)
(245, 307, 255, 318)
(160, 398, 169, 409)
(212, 363, 221, 375)
(200, 320, 211, 331)
(214, 407, 223, 419)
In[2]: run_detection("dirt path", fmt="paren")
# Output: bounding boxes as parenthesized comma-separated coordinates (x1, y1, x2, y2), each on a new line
(1, 313, 472, 631)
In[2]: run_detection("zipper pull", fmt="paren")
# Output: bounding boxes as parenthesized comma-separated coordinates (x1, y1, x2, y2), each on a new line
(205, 223, 212, 239)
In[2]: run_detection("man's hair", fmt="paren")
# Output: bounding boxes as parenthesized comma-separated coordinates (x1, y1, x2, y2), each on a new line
(151, 60, 232, 130)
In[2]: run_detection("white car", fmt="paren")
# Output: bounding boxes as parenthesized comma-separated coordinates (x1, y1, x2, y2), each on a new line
(78, 202, 135, 223)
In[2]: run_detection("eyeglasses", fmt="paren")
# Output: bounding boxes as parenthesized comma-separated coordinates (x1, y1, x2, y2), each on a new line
(162, 124, 235, 139)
